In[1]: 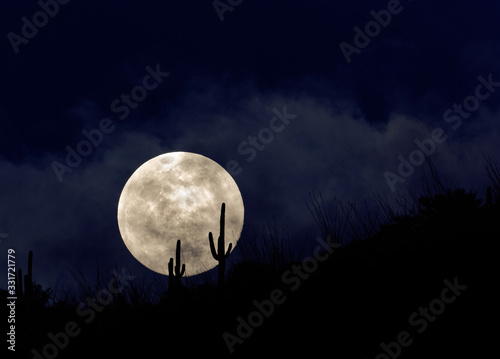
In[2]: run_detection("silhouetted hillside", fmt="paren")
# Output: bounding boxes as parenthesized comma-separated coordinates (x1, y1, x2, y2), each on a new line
(6, 187, 497, 358)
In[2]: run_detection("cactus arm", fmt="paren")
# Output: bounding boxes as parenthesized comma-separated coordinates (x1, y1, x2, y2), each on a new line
(226, 242, 233, 257)
(209, 232, 220, 260)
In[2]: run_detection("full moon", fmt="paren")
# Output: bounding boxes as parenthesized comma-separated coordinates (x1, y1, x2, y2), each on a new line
(117, 152, 244, 276)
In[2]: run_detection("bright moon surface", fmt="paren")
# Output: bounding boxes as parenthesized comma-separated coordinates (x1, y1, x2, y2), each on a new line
(117, 152, 244, 276)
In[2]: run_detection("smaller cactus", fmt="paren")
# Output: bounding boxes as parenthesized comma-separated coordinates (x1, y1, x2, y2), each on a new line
(16, 250, 34, 300)
(168, 240, 185, 291)
(209, 203, 232, 286)
(15, 250, 34, 321)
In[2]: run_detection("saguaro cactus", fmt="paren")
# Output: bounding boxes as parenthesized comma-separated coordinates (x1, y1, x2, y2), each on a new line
(16, 250, 33, 300)
(168, 239, 185, 290)
(14, 250, 34, 321)
(209, 203, 232, 286)
(25, 250, 34, 300)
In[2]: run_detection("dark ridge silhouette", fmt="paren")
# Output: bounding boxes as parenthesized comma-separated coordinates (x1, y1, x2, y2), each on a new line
(4, 161, 498, 358)
(168, 239, 185, 292)
(209, 202, 233, 286)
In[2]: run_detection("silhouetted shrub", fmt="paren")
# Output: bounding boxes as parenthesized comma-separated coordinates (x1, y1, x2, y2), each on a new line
(417, 188, 482, 219)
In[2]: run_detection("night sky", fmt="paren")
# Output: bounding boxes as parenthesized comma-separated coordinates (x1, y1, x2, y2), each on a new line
(1, 0, 499, 290)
